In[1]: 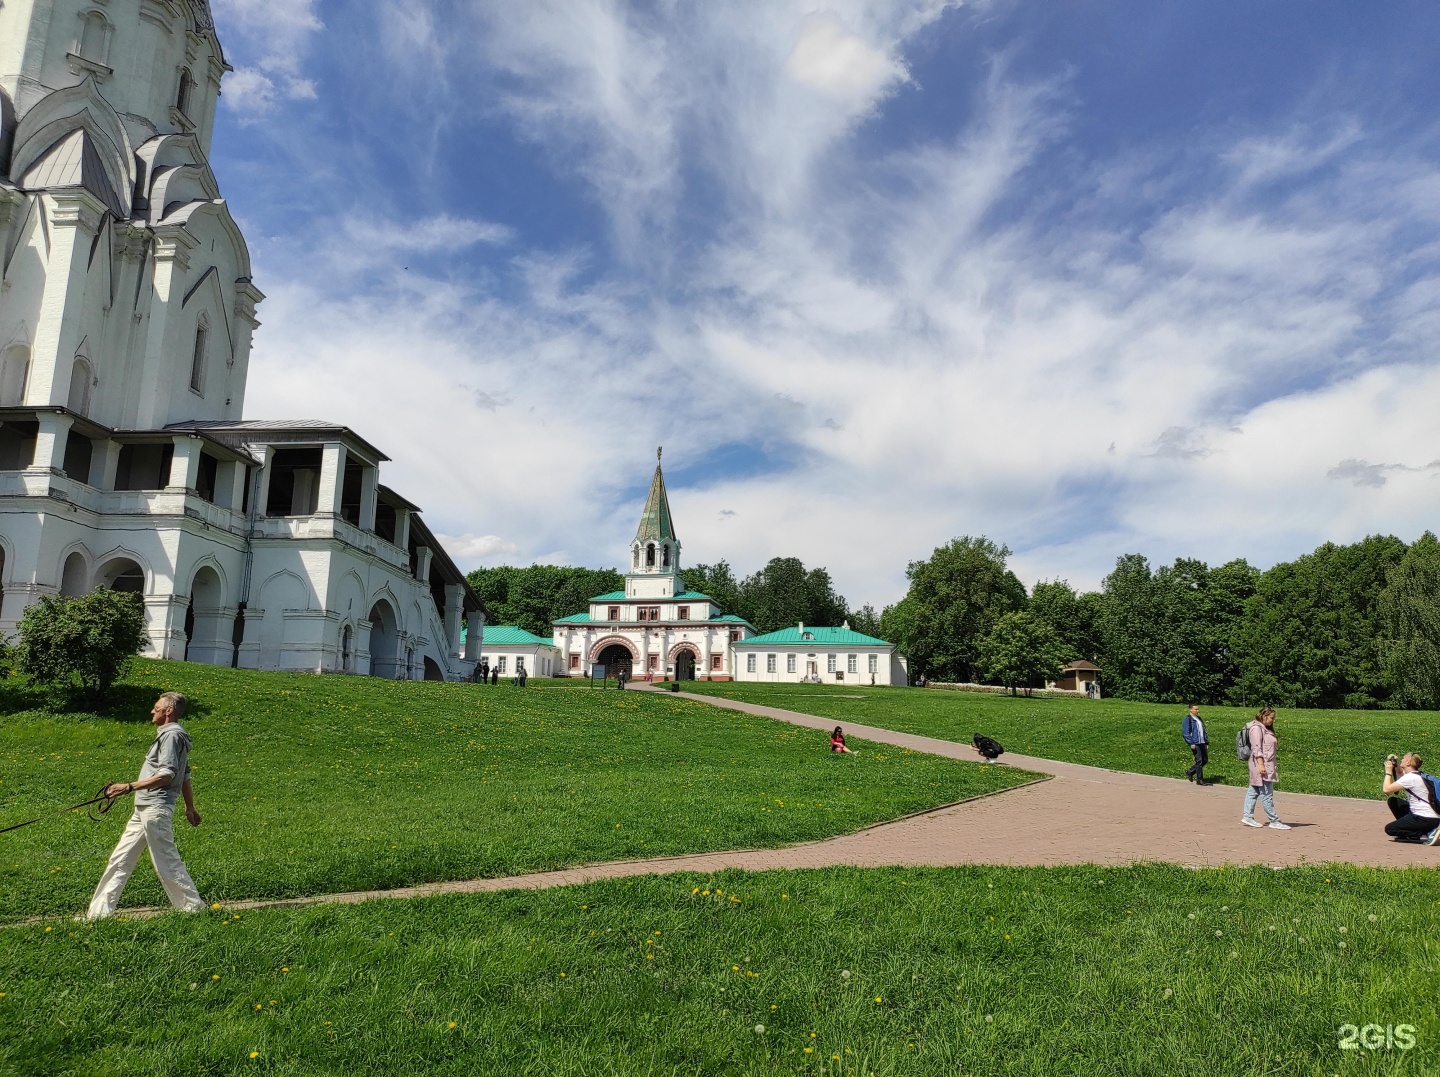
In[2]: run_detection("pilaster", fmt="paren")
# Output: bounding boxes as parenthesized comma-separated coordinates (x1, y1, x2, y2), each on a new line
(29, 414, 74, 472)
(89, 438, 122, 489)
(134, 227, 199, 428)
(465, 611, 484, 661)
(167, 434, 203, 490)
(358, 466, 378, 531)
(317, 442, 346, 516)
(27, 194, 107, 406)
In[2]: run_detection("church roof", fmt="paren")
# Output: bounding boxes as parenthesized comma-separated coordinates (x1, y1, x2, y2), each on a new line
(734, 626, 892, 648)
(634, 450, 676, 544)
(588, 589, 713, 603)
(481, 626, 556, 648)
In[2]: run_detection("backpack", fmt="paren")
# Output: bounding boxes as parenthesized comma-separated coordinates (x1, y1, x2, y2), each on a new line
(1421, 773, 1440, 816)
(1235, 722, 1255, 762)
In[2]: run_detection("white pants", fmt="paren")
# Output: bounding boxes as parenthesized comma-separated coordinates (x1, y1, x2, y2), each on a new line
(86, 807, 205, 919)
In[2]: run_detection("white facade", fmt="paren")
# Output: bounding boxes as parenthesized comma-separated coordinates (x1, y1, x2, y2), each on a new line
(732, 625, 908, 687)
(553, 451, 754, 679)
(0, 1, 486, 679)
(475, 626, 561, 678)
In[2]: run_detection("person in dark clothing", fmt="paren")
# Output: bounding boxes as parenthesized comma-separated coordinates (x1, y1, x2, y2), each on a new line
(972, 734, 1004, 761)
(490, 666, 499, 686)
(1182, 704, 1211, 785)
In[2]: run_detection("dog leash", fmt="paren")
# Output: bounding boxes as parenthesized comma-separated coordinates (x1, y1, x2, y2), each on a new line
(0, 785, 123, 835)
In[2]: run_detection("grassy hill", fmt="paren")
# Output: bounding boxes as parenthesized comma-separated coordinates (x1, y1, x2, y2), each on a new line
(0, 661, 1028, 920)
(679, 682, 1436, 800)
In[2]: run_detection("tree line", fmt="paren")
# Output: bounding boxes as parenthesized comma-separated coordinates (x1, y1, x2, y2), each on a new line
(465, 557, 875, 639)
(881, 533, 1440, 709)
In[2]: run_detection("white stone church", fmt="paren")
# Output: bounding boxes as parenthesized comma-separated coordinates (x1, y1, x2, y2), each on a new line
(0, 0, 485, 678)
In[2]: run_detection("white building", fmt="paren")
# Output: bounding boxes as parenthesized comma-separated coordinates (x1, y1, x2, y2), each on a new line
(0, 0, 486, 678)
(732, 624, 908, 686)
(553, 450, 755, 679)
(476, 626, 561, 679)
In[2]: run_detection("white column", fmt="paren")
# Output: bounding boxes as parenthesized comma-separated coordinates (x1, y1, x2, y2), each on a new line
(220, 460, 248, 511)
(414, 545, 433, 582)
(167, 435, 203, 490)
(89, 438, 122, 489)
(252, 445, 276, 517)
(465, 611, 484, 661)
(359, 466, 379, 531)
(28, 196, 106, 406)
(394, 508, 411, 551)
(444, 584, 464, 657)
(29, 414, 73, 471)
(134, 228, 199, 428)
(317, 442, 347, 516)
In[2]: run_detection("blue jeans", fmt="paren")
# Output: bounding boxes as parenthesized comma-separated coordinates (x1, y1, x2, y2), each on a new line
(1244, 781, 1278, 822)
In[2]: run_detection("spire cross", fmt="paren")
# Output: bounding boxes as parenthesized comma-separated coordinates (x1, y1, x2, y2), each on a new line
(657, 446, 662, 462)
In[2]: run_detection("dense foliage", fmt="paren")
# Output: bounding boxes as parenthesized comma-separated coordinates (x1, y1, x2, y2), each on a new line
(465, 565, 624, 636)
(975, 611, 1070, 696)
(14, 590, 146, 707)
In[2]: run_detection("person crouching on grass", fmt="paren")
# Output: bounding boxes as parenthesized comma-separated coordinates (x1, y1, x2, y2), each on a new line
(1381, 753, 1440, 845)
(84, 692, 206, 919)
(830, 726, 858, 755)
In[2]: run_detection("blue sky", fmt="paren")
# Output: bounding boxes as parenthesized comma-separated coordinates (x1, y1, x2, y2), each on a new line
(209, 0, 1440, 609)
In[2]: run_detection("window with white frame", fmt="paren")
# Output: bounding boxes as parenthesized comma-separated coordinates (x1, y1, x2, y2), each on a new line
(827, 654, 837, 673)
(868, 654, 878, 674)
(497, 657, 507, 673)
(766, 654, 776, 673)
(746, 654, 756, 673)
(847, 654, 857, 674)
(786, 654, 796, 673)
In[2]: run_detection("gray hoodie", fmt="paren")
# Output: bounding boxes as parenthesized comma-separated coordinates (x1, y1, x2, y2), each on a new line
(135, 723, 192, 810)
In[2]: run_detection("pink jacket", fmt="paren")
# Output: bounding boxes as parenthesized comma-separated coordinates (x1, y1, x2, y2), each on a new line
(1246, 721, 1277, 785)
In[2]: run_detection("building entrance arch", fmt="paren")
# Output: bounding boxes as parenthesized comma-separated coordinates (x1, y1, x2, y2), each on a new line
(367, 599, 400, 678)
(669, 643, 699, 681)
(422, 656, 443, 681)
(96, 556, 144, 594)
(594, 642, 634, 679)
(185, 565, 230, 665)
(59, 551, 88, 597)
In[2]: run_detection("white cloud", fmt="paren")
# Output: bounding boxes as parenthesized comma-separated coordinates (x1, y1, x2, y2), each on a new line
(345, 215, 515, 254)
(432, 533, 520, 564)
(212, 0, 324, 117)
(786, 12, 908, 107)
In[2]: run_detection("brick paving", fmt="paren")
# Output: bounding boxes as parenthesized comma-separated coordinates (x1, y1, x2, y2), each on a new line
(97, 686, 1436, 921)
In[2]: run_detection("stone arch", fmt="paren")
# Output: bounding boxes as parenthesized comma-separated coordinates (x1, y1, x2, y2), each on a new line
(94, 552, 146, 594)
(59, 548, 89, 597)
(422, 656, 443, 681)
(256, 569, 310, 670)
(184, 563, 230, 665)
(67, 354, 93, 416)
(588, 635, 638, 663)
(668, 641, 700, 681)
(366, 597, 401, 679)
(645, 542, 656, 568)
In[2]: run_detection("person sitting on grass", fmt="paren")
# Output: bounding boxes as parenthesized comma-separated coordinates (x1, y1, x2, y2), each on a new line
(1381, 753, 1440, 845)
(830, 726, 858, 755)
(85, 692, 206, 920)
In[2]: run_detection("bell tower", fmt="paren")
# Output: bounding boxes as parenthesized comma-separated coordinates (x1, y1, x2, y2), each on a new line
(627, 448, 684, 598)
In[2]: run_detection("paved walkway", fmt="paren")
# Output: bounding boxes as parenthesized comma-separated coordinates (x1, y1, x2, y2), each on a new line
(84, 687, 1436, 921)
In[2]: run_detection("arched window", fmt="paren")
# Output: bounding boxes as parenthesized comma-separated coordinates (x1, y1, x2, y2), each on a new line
(341, 625, 353, 673)
(189, 323, 208, 394)
(176, 68, 194, 116)
(67, 357, 93, 417)
(0, 346, 29, 406)
(78, 12, 110, 63)
(661, 544, 670, 568)
(646, 543, 655, 568)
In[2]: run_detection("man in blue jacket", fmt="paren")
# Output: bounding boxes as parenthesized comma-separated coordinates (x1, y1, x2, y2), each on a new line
(1182, 704, 1211, 785)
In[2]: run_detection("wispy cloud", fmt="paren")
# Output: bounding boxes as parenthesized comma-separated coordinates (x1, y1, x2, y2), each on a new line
(212, 0, 323, 118)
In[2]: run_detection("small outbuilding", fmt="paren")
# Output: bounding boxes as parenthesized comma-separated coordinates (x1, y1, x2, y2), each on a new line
(731, 622, 908, 686)
(1049, 660, 1101, 697)
(475, 626, 563, 679)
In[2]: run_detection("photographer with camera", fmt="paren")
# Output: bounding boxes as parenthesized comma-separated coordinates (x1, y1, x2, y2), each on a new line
(1381, 753, 1440, 845)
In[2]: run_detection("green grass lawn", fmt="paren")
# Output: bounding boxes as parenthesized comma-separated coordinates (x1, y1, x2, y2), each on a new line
(3, 864, 1435, 1076)
(678, 682, 1438, 800)
(0, 662, 1028, 921)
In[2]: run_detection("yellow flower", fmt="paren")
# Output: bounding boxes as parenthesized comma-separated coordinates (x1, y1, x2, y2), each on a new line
(448, 1022, 457, 1029)
(249, 1052, 258, 1060)
(255, 1004, 262, 1011)
(212, 903, 221, 909)
(281, 967, 289, 973)
(804, 1048, 813, 1054)
(692, 888, 699, 894)
(646, 954, 654, 960)
(559, 973, 566, 978)
(874, 997, 883, 1003)
(212, 975, 221, 982)
(781, 894, 788, 899)
(44, 927, 51, 933)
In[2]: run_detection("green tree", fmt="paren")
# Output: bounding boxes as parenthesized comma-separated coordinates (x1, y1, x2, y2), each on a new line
(683, 561, 742, 613)
(733, 557, 849, 633)
(976, 611, 1071, 695)
(1029, 580, 1101, 662)
(849, 603, 882, 638)
(16, 590, 146, 707)
(885, 536, 1028, 682)
(465, 565, 624, 637)
(1094, 555, 1257, 704)
(1231, 535, 1406, 709)
(1378, 532, 1440, 709)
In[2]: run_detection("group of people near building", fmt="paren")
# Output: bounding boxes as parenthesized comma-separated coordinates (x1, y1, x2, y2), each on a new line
(1182, 704, 1440, 843)
(471, 660, 527, 687)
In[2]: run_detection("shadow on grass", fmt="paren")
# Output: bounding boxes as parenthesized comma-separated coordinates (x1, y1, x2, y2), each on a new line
(0, 678, 214, 723)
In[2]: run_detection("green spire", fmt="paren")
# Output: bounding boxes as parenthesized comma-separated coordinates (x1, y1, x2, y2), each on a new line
(634, 447, 676, 544)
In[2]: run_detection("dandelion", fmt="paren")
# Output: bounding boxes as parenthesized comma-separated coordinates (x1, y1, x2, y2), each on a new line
(732, 965, 739, 971)
(692, 888, 699, 895)
(811, 1032, 817, 1039)
(1368, 914, 1378, 922)
(448, 1022, 457, 1029)
(212, 975, 221, 982)
(255, 1004, 263, 1011)
(874, 997, 883, 1004)
(1005, 935, 1011, 940)
(1338, 926, 1347, 934)
(754, 1024, 765, 1034)
(559, 973, 566, 978)
(805, 1048, 813, 1054)
(212, 903, 221, 909)
(771, 1005, 777, 1010)
(1163, 988, 1173, 998)
(1339, 942, 1347, 950)
(984, 1015, 993, 1023)
(1187, 913, 1195, 920)
(44, 927, 51, 933)
(249, 1052, 258, 1060)
(840, 970, 850, 980)
(782, 894, 789, 900)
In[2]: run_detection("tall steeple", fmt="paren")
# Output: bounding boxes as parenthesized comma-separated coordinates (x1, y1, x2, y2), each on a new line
(628, 448, 683, 594)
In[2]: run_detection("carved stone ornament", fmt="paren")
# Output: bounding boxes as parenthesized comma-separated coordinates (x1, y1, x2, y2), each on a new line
(190, 0, 215, 33)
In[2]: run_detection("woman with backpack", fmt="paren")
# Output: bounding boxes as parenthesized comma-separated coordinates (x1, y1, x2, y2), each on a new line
(1381, 753, 1440, 844)
(1239, 707, 1290, 829)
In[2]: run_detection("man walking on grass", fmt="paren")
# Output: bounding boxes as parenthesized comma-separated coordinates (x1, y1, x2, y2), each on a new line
(1182, 704, 1211, 785)
(85, 692, 206, 919)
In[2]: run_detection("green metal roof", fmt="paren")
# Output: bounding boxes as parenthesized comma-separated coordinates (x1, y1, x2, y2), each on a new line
(554, 613, 591, 624)
(587, 590, 713, 603)
(734, 626, 891, 647)
(480, 626, 557, 647)
(634, 450, 677, 544)
(589, 591, 626, 602)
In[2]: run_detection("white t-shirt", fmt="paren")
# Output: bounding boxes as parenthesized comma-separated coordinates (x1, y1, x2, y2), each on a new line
(1396, 771, 1439, 819)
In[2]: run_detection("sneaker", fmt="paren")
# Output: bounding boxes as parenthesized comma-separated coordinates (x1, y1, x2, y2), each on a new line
(1241, 816, 1264, 828)
(1267, 821, 1291, 830)
(1425, 827, 1440, 846)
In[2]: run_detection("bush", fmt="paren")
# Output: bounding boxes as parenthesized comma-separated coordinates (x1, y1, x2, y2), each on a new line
(16, 590, 147, 707)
